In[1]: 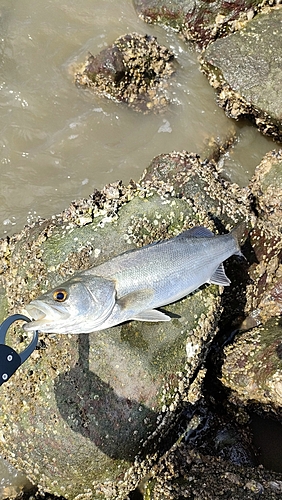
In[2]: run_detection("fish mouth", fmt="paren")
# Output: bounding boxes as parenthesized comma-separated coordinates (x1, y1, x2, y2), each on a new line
(23, 300, 70, 331)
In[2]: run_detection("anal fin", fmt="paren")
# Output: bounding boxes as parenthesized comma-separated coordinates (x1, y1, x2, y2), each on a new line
(209, 263, 230, 286)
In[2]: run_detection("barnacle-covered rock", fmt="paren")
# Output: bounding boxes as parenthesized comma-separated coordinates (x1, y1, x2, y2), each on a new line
(144, 441, 282, 499)
(0, 154, 252, 499)
(241, 150, 282, 329)
(140, 151, 254, 230)
(74, 33, 176, 113)
(221, 317, 282, 416)
(201, 7, 282, 141)
(249, 150, 282, 230)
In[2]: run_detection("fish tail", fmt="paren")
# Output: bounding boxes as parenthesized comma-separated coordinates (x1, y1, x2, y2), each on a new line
(231, 221, 248, 256)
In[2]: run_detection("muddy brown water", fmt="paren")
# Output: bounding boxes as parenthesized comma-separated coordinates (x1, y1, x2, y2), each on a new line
(0, 0, 280, 495)
(0, 0, 277, 236)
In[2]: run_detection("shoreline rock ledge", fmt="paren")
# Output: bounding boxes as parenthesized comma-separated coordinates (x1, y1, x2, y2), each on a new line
(0, 152, 252, 500)
(201, 6, 282, 141)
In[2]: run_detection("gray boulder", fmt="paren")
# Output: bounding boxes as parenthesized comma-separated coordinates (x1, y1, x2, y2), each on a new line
(201, 7, 282, 141)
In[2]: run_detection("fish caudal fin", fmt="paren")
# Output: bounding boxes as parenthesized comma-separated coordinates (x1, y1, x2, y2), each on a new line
(231, 221, 248, 255)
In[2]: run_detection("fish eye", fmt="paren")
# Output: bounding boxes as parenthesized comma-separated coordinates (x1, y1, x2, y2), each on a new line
(53, 289, 68, 302)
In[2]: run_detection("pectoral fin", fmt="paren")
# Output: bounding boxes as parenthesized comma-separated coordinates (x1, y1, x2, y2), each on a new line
(132, 309, 171, 322)
(209, 263, 230, 286)
(117, 289, 154, 312)
(117, 289, 171, 323)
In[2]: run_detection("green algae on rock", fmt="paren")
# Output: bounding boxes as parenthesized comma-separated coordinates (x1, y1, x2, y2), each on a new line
(201, 7, 282, 141)
(74, 33, 176, 114)
(0, 153, 253, 499)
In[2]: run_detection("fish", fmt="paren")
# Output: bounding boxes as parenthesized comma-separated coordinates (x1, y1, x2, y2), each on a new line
(23, 224, 245, 334)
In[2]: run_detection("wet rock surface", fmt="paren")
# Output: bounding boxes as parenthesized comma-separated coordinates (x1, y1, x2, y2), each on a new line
(140, 151, 253, 229)
(249, 149, 282, 230)
(133, 0, 260, 49)
(74, 33, 176, 113)
(201, 6, 282, 141)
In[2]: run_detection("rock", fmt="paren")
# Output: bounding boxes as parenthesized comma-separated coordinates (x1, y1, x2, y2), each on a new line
(140, 151, 254, 230)
(221, 317, 282, 416)
(201, 129, 237, 164)
(240, 150, 282, 330)
(0, 155, 252, 499)
(138, 146, 282, 498)
(201, 7, 282, 141)
(143, 440, 282, 499)
(74, 33, 176, 113)
(249, 149, 282, 230)
(239, 219, 282, 330)
(134, 0, 259, 48)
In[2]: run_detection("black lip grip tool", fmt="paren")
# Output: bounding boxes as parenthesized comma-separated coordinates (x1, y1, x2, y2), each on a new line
(0, 314, 38, 386)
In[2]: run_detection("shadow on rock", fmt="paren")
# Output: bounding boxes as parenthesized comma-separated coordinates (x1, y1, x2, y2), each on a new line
(54, 333, 158, 462)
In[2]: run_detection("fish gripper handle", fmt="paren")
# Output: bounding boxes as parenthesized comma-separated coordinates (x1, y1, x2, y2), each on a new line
(0, 344, 21, 386)
(0, 314, 38, 386)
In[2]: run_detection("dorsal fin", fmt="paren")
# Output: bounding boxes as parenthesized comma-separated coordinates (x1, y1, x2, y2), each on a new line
(177, 226, 214, 239)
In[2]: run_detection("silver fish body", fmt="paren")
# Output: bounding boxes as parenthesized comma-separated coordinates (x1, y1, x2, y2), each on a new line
(23, 225, 244, 334)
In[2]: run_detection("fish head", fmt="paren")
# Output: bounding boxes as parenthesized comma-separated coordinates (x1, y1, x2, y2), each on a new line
(23, 274, 116, 334)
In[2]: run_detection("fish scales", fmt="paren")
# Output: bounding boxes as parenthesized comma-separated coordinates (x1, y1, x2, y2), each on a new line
(91, 232, 237, 306)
